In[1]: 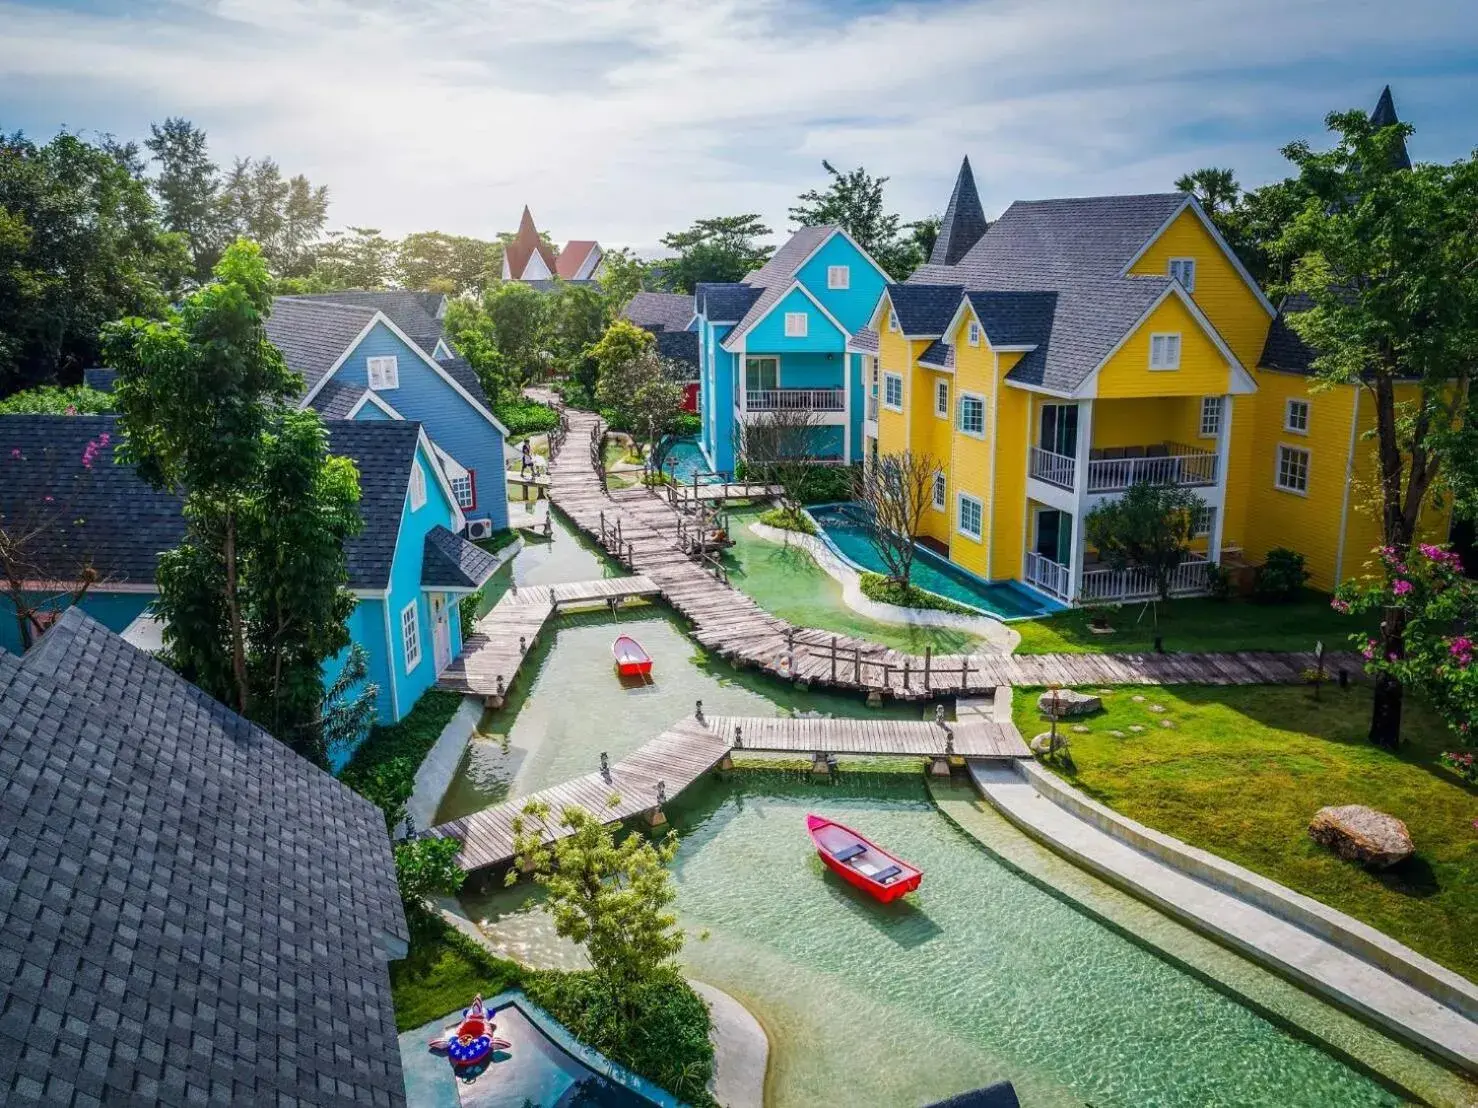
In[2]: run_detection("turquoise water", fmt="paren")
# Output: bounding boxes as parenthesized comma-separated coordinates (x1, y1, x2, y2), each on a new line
(663, 438, 722, 485)
(810, 502, 1056, 619)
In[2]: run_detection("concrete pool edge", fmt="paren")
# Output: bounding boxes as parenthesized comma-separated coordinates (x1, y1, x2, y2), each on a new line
(968, 759, 1478, 1079)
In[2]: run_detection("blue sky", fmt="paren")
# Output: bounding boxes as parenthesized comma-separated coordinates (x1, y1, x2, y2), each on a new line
(2, 0, 1475, 254)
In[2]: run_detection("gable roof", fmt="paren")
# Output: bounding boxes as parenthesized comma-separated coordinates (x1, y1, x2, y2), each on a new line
(695, 283, 761, 324)
(654, 329, 699, 370)
(282, 291, 447, 359)
(918, 340, 955, 371)
(309, 377, 371, 420)
(0, 607, 407, 1106)
(0, 414, 184, 587)
(721, 225, 841, 348)
(555, 240, 600, 280)
(324, 420, 424, 591)
(885, 283, 966, 336)
(622, 291, 695, 332)
(264, 298, 378, 393)
(421, 524, 501, 590)
(504, 207, 559, 281)
(930, 156, 989, 267)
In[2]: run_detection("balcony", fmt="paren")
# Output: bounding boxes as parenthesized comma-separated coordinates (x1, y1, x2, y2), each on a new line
(1029, 442, 1217, 493)
(1029, 447, 1077, 490)
(1079, 552, 1212, 603)
(866, 394, 879, 422)
(745, 388, 846, 413)
(1024, 551, 1071, 600)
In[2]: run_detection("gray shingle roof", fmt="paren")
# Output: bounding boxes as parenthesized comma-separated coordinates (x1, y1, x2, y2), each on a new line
(918, 340, 955, 370)
(621, 291, 696, 333)
(930, 157, 989, 267)
(887, 283, 964, 336)
(81, 368, 116, 394)
(0, 415, 183, 587)
(0, 607, 408, 1107)
(285, 291, 447, 357)
(695, 283, 761, 324)
(1259, 292, 1319, 374)
(325, 420, 422, 591)
(308, 378, 370, 420)
(265, 298, 378, 393)
(655, 330, 698, 370)
(722, 225, 837, 346)
(847, 328, 879, 353)
(1370, 85, 1412, 171)
(421, 525, 500, 590)
(435, 356, 493, 412)
(965, 290, 1059, 347)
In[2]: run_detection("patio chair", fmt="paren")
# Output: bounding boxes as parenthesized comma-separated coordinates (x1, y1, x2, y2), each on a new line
(1101, 446, 1127, 460)
(1123, 445, 1146, 458)
(1145, 443, 1170, 458)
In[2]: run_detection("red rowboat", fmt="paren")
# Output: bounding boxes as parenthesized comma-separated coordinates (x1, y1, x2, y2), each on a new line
(612, 634, 653, 677)
(806, 814, 922, 903)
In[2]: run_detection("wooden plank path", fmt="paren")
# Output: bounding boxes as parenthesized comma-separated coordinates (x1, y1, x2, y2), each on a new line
(705, 714, 1031, 759)
(437, 576, 661, 700)
(668, 481, 783, 508)
(545, 406, 1358, 697)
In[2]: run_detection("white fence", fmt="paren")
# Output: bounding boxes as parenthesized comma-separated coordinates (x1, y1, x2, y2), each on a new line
(1024, 551, 1072, 600)
(1029, 447, 1076, 490)
(1078, 554, 1212, 603)
(1086, 446, 1217, 493)
(746, 388, 846, 413)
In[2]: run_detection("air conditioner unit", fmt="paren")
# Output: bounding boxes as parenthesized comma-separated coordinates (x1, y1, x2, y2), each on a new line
(466, 518, 494, 541)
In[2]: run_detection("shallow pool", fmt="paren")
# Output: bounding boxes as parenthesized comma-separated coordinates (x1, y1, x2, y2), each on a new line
(809, 502, 1056, 620)
(663, 438, 722, 486)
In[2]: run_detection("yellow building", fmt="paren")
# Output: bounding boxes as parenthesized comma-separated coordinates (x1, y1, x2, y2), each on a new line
(854, 158, 1450, 605)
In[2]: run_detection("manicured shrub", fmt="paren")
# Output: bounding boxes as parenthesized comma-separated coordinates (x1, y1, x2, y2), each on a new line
(1256, 547, 1309, 602)
(1205, 560, 1234, 601)
(0, 384, 114, 415)
(758, 506, 816, 534)
(493, 398, 560, 437)
(859, 572, 975, 615)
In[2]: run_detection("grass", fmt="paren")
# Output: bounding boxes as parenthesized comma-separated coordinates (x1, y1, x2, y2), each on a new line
(475, 528, 520, 556)
(338, 689, 465, 827)
(758, 505, 817, 535)
(1012, 590, 1376, 655)
(1012, 683, 1478, 982)
(859, 572, 976, 615)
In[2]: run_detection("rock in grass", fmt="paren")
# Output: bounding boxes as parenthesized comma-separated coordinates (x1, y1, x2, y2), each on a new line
(1037, 689, 1101, 718)
(1308, 805, 1414, 869)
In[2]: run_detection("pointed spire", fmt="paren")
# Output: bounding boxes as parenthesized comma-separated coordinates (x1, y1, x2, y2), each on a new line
(929, 156, 989, 268)
(1369, 85, 1411, 170)
(505, 206, 558, 280)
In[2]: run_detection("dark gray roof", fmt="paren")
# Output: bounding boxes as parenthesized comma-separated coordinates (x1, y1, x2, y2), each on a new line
(886, 283, 964, 336)
(308, 378, 370, 420)
(655, 329, 699, 370)
(847, 327, 879, 353)
(285, 291, 446, 357)
(930, 156, 989, 267)
(918, 340, 955, 370)
(0, 607, 408, 1107)
(421, 525, 499, 590)
(436, 355, 494, 413)
(1370, 85, 1412, 171)
(266, 298, 378, 392)
(621, 291, 695, 333)
(1259, 291, 1325, 374)
(325, 420, 422, 591)
(81, 368, 116, 394)
(723, 225, 836, 345)
(520, 279, 599, 293)
(965, 290, 1059, 347)
(0, 415, 183, 587)
(695, 282, 761, 324)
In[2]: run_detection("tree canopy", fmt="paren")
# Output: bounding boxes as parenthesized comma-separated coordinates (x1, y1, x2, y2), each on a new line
(658, 214, 773, 292)
(790, 160, 933, 280)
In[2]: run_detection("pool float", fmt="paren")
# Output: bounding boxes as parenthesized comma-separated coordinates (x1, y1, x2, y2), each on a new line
(429, 995, 512, 1068)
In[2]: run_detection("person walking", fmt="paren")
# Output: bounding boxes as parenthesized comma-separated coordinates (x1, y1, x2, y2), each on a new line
(520, 441, 535, 479)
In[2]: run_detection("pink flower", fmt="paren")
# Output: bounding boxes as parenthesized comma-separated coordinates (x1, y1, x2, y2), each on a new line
(43, 496, 53, 502)
(98, 433, 110, 446)
(1392, 579, 1413, 597)
(8, 448, 19, 459)
(64, 405, 77, 416)
(1361, 638, 1378, 660)
(1330, 598, 1350, 613)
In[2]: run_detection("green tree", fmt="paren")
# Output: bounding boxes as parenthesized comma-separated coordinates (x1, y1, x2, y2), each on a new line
(105, 240, 362, 763)
(790, 161, 921, 279)
(1084, 481, 1202, 602)
(1275, 107, 1478, 747)
(1174, 167, 1241, 216)
(395, 835, 466, 921)
(0, 384, 113, 415)
(145, 117, 222, 281)
(397, 231, 496, 293)
(217, 156, 329, 276)
(308, 226, 397, 289)
(658, 215, 772, 293)
(547, 281, 610, 395)
(598, 246, 649, 312)
(592, 322, 683, 453)
(507, 800, 684, 1018)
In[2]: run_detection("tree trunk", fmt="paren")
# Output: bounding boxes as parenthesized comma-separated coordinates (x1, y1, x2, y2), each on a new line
(1369, 608, 1407, 748)
(223, 511, 250, 715)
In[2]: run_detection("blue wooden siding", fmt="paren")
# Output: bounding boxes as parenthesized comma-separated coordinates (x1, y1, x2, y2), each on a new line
(322, 599, 394, 770)
(775, 352, 846, 389)
(743, 288, 846, 353)
(325, 322, 508, 530)
(0, 590, 153, 654)
(702, 322, 739, 473)
(353, 401, 392, 421)
(794, 233, 890, 334)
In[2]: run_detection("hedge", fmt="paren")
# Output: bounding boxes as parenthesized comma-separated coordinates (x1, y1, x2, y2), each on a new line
(494, 398, 561, 437)
(338, 689, 465, 828)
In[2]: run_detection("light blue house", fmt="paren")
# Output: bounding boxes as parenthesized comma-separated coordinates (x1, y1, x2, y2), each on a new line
(269, 293, 510, 538)
(694, 226, 890, 474)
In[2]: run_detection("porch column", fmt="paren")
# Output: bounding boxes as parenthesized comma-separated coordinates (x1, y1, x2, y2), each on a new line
(1068, 399, 1094, 602)
(1209, 394, 1233, 562)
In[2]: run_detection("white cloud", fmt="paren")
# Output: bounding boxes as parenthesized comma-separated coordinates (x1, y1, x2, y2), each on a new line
(0, 0, 1473, 253)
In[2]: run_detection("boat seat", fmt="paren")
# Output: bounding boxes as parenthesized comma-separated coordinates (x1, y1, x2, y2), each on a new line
(872, 865, 903, 883)
(831, 844, 867, 863)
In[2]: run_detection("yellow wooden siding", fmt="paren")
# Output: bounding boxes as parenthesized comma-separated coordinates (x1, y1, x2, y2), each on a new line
(1091, 396, 1208, 449)
(945, 308, 994, 574)
(1093, 295, 1235, 399)
(915, 368, 955, 546)
(988, 354, 1031, 581)
(1129, 208, 1271, 371)
(875, 308, 911, 455)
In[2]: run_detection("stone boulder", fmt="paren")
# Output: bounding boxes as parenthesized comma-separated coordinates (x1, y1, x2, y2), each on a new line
(1308, 805, 1414, 869)
(1036, 689, 1101, 718)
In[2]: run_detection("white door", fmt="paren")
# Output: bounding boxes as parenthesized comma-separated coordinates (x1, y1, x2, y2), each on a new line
(431, 593, 451, 672)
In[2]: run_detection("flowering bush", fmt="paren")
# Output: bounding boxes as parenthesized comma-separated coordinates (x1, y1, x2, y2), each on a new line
(1440, 750, 1477, 783)
(1337, 543, 1478, 743)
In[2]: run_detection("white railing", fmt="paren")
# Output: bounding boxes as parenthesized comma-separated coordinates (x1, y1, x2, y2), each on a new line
(1078, 554, 1211, 603)
(1086, 445, 1217, 493)
(866, 395, 879, 422)
(745, 388, 846, 412)
(1025, 551, 1072, 600)
(1029, 447, 1076, 490)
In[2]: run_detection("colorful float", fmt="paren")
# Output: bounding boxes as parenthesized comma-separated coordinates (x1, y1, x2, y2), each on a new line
(428, 995, 511, 1070)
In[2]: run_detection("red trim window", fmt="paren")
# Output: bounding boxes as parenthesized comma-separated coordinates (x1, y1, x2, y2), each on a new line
(450, 468, 477, 511)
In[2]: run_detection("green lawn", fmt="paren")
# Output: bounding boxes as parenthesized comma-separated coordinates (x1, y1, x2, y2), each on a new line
(1012, 591, 1375, 655)
(1013, 684, 1478, 983)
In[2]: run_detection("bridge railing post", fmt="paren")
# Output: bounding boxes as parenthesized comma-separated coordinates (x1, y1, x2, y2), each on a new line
(924, 646, 931, 692)
(831, 636, 838, 683)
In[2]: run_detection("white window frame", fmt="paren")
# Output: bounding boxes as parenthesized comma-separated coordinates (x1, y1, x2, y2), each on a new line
(1192, 502, 1215, 538)
(882, 372, 904, 412)
(1284, 397, 1310, 435)
(409, 462, 427, 510)
(1275, 444, 1310, 496)
(887, 311, 899, 333)
(956, 493, 983, 541)
(956, 393, 985, 438)
(449, 471, 474, 509)
(1168, 257, 1196, 292)
(784, 312, 808, 338)
(934, 379, 949, 419)
(400, 601, 421, 673)
(367, 355, 399, 390)
(1199, 396, 1223, 438)
(967, 321, 981, 346)
(932, 472, 946, 512)
(826, 265, 850, 290)
(1149, 333, 1181, 370)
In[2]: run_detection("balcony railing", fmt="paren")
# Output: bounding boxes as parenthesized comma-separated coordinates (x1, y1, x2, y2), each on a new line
(1087, 443, 1216, 493)
(1079, 553, 1211, 603)
(1024, 551, 1072, 600)
(745, 388, 845, 412)
(1029, 447, 1076, 491)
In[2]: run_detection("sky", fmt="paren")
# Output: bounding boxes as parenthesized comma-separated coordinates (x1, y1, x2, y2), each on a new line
(2, 0, 1476, 255)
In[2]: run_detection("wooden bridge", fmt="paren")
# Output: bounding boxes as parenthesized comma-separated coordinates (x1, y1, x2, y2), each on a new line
(702, 713, 1031, 759)
(437, 576, 661, 703)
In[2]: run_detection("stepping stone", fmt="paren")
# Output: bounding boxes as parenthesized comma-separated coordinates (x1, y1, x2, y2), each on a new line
(1160, 719, 1175, 729)
(1109, 730, 1126, 738)
(1072, 725, 1090, 734)
(1149, 704, 1167, 713)
(1097, 689, 1114, 696)
(1131, 694, 1146, 703)
(1128, 724, 1145, 733)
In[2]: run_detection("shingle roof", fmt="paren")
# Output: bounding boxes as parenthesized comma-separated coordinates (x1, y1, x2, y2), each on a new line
(622, 291, 695, 333)
(421, 525, 499, 590)
(887, 283, 965, 336)
(81, 367, 116, 394)
(308, 378, 370, 420)
(0, 415, 183, 587)
(520, 279, 599, 294)
(283, 291, 447, 358)
(1258, 292, 1319, 374)
(654, 329, 698, 370)
(1370, 85, 1412, 171)
(930, 156, 989, 267)
(0, 607, 408, 1107)
(265, 298, 378, 392)
(847, 327, 879, 353)
(722, 225, 837, 346)
(918, 340, 955, 370)
(695, 283, 760, 324)
(965, 290, 1059, 347)
(325, 420, 422, 591)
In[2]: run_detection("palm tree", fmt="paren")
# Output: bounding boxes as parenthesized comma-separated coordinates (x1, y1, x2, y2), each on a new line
(1174, 167, 1241, 216)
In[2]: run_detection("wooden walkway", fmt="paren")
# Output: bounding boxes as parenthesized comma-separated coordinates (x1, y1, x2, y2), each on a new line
(704, 714, 1032, 758)
(437, 576, 661, 701)
(545, 407, 1356, 698)
(668, 481, 783, 509)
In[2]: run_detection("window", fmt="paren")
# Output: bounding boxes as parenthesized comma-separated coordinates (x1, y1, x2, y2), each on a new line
(367, 355, 399, 390)
(1192, 502, 1215, 538)
(745, 356, 778, 392)
(883, 373, 903, 411)
(784, 312, 808, 338)
(409, 462, 427, 510)
(957, 394, 985, 437)
(449, 469, 476, 510)
(1149, 333, 1181, 370)
(934, 379, 950, 418)
(400, 601, 421, 672)
(967, 321, 981, 346)
(932, 472, 946, 511)
(1285, 398, 1310, 434)
(887, 311, 899, 333)
(957, 494, 983, 540)
(827, 265, 850, 290)
(1276, 445, 1310, 494)
(1168, 258, 1196, 292)
(1199, 396, 1223, 438)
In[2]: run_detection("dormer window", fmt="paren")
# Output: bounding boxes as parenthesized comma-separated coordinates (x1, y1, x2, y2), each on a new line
(967, 321, 981, 346)
(784, 312, 808, 338)
(1168, 258, 1196, 292)
(827, 265, 850, 290)
(367, 355, 399, 390)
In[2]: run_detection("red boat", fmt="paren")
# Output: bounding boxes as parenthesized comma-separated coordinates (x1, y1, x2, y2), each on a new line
(612, 634, 653, 677)
(806, 814, 922, 903)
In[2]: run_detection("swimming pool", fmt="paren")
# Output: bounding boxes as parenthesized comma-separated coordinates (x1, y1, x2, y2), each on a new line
(662, 438, 722, 486)
(809, 502, 1057, 620)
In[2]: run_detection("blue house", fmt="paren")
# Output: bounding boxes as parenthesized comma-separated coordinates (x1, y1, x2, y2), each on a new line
(268, 292, 510, 539)
(693, 226, 890, 474)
